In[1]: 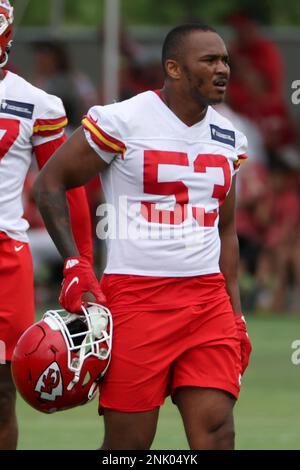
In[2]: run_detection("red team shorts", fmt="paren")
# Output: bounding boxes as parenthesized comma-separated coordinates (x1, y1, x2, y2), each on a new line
(99, 272, 242, 413)
(0, 232, 34, 362)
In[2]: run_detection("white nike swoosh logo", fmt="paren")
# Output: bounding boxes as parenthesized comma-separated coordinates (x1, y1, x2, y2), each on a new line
(14, 245, 24, 252)
(65, 277, 79, 295)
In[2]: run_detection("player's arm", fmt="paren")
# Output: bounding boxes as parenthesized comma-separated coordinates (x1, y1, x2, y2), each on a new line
(34, 136, 94, 264)
(33, 127, 109, 313)
(34, 127, 108, 260)
(218, 175, 241, 314)
(219, 176, 252, 374)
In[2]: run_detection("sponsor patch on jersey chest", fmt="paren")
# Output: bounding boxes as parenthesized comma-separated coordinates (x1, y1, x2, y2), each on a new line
(0, 99, 34, 119)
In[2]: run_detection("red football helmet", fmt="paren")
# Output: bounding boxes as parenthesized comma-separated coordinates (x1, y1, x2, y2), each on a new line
(0, 1, 13, 68)
(11, 303, 113, 414)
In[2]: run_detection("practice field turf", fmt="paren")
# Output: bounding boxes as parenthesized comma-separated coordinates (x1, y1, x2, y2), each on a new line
(16, 314, 300, 450)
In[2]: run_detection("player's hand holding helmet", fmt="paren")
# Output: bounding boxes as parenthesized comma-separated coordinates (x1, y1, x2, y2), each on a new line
(235, 314, 252, 375)
(59, 256, 107, 313)
(11, 303, 113, 413)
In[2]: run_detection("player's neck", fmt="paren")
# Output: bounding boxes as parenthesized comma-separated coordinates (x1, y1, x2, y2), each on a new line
(160, 86, 207, 127)
(0, 68, 6, 81)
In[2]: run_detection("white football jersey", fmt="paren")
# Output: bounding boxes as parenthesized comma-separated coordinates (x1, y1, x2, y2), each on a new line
(83, 91, 248, 277)
(0, 71, 67, 242)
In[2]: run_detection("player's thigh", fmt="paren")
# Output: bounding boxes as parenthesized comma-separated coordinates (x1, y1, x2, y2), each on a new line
(99, 306, 186, 412)
(102, 407, 160, 450)
(174, 387, 235, 449)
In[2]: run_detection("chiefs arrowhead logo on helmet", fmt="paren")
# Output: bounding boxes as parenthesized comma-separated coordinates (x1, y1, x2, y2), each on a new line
(35, 362, 63, 401)
(11, 303, 113, 413)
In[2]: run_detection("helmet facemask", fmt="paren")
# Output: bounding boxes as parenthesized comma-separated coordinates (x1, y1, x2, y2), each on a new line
(43, 303, 113, 392)
(0, 0, 14, 68)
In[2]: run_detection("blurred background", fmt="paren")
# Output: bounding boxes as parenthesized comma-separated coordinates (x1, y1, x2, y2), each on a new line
(9, 0, 300, 449)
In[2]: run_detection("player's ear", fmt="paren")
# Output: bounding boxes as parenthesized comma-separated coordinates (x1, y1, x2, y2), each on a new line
(164, 59, 181, 80)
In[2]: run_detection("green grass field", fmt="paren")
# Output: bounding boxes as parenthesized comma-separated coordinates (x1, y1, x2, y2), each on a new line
(16, 314, 300, 450)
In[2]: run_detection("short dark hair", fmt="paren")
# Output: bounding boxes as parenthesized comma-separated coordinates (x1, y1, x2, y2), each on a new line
(162, 23, 217, 75)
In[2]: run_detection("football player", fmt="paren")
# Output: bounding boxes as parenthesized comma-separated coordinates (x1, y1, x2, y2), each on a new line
(0, 0, 94, 449)
(34, 24, 252, 450)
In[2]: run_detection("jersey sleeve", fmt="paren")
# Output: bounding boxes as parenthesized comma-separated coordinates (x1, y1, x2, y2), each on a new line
(233, 131, 248, 174)
(82, 105, 126, 164)
(32, 94, 68, 148)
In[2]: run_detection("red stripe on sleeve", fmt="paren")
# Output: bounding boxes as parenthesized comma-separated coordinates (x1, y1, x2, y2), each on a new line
(34, 116, 67, 127)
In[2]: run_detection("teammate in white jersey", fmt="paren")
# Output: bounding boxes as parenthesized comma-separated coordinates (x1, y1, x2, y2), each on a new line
(35, 24, 252, 450)
(0, 1, 93, 449)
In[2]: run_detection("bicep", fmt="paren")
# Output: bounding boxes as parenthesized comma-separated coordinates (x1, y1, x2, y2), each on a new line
(38, 127, 109, 190)
(219, 175, 237, 232)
